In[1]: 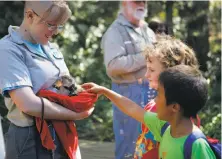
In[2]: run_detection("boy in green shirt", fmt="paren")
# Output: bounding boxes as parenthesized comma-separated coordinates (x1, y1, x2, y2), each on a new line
(82, 65, 216, 159)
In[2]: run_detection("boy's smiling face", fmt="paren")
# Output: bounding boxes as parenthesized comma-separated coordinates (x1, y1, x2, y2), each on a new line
(145, 56, 165, 90)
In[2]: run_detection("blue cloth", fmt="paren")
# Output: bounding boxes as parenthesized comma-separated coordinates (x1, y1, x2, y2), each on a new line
(141, 80, 157, 107)
(112, 81, 156, 159)
(23, 40, 48, 58)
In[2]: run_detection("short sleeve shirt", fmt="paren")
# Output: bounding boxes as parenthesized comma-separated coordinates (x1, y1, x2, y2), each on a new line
(143, 112, 216, 159)
(0, 26, 69, 127)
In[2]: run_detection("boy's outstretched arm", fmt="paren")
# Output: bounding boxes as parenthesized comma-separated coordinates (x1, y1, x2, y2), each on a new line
(82, 82, 146, 123)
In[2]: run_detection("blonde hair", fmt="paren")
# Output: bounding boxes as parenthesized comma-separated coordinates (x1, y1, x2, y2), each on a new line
(144, 35, 199, 69)
(25, 1, 71, 24)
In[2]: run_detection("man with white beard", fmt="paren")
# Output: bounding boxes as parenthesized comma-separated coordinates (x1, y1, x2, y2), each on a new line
(101, 1, 156, 159)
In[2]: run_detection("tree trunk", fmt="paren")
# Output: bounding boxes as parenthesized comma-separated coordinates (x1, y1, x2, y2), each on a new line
(186, 1, 209, 72)
(166, 1, 174, 35)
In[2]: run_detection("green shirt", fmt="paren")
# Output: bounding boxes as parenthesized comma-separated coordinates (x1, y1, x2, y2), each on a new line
(144, 112, 216, 159)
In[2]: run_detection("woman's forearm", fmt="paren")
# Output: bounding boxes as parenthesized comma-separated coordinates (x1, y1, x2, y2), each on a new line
(9, 87, 89, 120)
(27, 97, 86, 120)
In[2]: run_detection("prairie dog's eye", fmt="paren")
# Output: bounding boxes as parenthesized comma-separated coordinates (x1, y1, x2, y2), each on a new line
(63, 86, 70, 90)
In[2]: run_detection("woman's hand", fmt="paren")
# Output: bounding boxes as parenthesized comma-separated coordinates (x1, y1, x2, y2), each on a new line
(74, 107, 95, 120)
(81, 82, 105, 94)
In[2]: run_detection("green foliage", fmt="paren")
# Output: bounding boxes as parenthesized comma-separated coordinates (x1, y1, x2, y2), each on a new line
(0, 1, 220, 142)
(0, 1, 24, 38)
(199, 1, 221, 140)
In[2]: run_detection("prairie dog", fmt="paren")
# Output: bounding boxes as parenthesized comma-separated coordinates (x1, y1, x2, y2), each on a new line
(53, 75, 84, 96)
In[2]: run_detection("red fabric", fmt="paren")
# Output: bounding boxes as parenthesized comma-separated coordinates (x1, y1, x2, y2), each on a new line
(35, 90, 98, 159)
(190, 114, 201, 128)
(142, 148, 159, 159)
(207, 137, 219, 144)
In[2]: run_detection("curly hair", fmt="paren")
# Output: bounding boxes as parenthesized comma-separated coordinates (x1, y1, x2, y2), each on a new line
(143, 35, 199, 69)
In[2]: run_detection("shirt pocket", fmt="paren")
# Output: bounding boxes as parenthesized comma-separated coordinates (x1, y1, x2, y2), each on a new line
(133, 40, 144, 54)
(127, 31, 144, 54)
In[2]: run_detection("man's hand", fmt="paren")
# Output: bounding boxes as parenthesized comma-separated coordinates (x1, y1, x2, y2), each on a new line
(81, 82, 105, 94)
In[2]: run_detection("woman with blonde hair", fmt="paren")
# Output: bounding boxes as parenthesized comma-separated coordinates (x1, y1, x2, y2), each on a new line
(0, 1, 92, 158)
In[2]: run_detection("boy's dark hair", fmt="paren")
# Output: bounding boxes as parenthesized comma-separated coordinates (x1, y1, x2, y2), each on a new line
(159, 65, 208, 118)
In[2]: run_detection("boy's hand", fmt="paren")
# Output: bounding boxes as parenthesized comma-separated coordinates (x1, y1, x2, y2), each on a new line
(81, 82, 105, 94)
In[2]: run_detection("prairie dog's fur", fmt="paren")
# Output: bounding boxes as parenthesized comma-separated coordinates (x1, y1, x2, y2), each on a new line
(53, 75, 84, 96)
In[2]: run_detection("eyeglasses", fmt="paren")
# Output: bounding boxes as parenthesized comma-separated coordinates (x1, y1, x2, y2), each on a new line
(31, 10, 64, 33)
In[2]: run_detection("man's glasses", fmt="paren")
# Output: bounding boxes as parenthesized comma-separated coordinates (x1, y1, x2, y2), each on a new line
(31, 10, 64, 33)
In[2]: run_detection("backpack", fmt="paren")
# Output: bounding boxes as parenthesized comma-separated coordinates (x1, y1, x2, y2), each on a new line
(161, 122, 221, 159)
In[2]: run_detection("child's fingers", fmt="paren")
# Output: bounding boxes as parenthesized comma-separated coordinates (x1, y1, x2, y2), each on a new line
(81, 83, 93, 89)
(81, 83, 88, 88)
(87, 88, 97, 93)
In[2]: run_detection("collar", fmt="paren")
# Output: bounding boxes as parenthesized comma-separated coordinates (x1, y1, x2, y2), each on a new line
(8, 25, 24, 45)
(8, 25, 52, 56)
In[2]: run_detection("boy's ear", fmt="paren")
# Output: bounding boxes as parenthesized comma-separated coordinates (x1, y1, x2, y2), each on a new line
(171, 103, 180, 113)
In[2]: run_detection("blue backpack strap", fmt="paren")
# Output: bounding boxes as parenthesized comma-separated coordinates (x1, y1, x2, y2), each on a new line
(183, 130, 206, 159)
(210, 142, 221, 159)
(161, 122, 170, 137)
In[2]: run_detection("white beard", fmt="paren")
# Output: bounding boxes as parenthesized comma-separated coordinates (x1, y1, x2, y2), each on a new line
(127, 4, 147, 20)
(134, 8, 147, 20)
